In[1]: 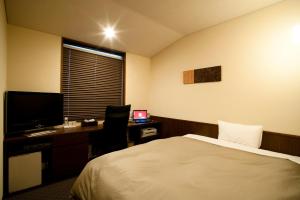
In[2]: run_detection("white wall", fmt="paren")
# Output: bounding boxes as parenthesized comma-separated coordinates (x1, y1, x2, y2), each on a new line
(150, 0, 300, 135)
(0, 0, 7, 197)
(125, 53, 151, 110)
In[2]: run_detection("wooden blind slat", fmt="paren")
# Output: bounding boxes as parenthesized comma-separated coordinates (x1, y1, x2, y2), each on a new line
(62, 46, 124, 120)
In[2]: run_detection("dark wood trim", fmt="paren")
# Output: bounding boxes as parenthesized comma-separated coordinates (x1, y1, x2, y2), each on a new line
(62, 38, 125, 57)
(123, 53, 126, 105)
(60, 37, 63, 93)
(151, 116, 300, 156)
(152, 116, 218, 139)
(260, 131, 300, 157)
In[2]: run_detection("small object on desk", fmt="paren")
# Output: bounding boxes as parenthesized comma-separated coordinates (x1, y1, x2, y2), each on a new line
(64, 117, 69, 125)
(81, 119, 98, 127)
(64, 120, 79, 128)
(97, 120, 104, 125)
(63, 117, 77, 128)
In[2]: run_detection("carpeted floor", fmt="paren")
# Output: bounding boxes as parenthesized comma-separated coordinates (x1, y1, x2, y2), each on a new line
(5, 178, 76, 200)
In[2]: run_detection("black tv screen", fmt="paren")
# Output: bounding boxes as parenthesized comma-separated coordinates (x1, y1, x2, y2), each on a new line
(5, 91, 64, 136)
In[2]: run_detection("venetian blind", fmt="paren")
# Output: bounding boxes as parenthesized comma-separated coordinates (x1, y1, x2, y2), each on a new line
(62, 43, 124, 121)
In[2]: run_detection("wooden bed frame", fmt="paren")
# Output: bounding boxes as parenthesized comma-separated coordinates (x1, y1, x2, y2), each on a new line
(151, 116, 300, 156)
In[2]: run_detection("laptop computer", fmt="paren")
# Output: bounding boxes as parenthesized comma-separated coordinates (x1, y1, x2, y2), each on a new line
(133, 110, 149, 123)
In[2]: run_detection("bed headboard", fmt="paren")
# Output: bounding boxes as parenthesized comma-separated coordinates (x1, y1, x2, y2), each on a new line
(152, 116, 300, 156)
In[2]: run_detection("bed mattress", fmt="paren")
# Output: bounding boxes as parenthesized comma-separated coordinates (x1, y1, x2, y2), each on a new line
(71, 136, 300, 200)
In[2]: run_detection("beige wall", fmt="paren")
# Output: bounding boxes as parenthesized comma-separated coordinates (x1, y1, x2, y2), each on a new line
(125, 53, 151, 110)
(7, 0, 300, 137)
(5, 25, 151, 195)
(7, 25, 61, 92)
(150, 0, 300, 135)
(0, 0, 6, 197)
(7, 25, 151, 111)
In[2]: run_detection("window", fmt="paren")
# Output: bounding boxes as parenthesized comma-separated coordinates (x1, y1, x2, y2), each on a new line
(62, 40, 125, 121)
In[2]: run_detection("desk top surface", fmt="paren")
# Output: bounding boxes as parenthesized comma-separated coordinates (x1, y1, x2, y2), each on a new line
(4, 120, 161, 143)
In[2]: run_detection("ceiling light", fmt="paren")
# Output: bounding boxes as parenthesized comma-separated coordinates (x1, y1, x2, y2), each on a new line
(292, 25, 300, 44)
(103, 26, 116, 39)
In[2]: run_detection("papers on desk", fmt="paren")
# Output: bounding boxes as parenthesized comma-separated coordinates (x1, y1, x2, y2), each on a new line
(26, 130, 56, 137)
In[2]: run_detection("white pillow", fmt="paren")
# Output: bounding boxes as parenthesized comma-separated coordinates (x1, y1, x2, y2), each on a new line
(218, 120, 263, 148)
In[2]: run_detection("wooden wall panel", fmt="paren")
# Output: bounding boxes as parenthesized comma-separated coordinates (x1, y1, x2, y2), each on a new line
(152, 116, 300, 156)
(194, 65, 221, 83)
(261, 131, 300, 157)
(183, 70, 194, 84)
(152, 116, 218, 139)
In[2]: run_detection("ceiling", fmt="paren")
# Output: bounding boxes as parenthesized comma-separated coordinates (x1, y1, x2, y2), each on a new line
(5, 0, 283, 57)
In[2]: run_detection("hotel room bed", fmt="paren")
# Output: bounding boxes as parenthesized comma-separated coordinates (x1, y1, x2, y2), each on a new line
(70, 135, 300, 200)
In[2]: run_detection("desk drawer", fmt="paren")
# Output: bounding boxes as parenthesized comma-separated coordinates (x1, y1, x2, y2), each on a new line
(52, 132, 88, 147)
(52, 143, 88, 180)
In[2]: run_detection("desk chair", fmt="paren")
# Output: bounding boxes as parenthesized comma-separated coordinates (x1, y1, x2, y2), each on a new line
(102, 104, 131, 153)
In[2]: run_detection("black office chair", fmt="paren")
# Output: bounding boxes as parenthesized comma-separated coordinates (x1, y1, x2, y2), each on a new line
(102, 104, 131, 153)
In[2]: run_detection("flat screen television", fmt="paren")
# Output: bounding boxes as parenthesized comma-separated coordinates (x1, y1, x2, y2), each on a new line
(4, 91, 64, 136)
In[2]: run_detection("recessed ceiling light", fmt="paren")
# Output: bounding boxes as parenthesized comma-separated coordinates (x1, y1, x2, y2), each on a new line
(103, 26, 116, 39)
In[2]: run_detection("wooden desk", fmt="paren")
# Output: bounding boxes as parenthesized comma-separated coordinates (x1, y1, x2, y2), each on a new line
(3, 120, 161, 196)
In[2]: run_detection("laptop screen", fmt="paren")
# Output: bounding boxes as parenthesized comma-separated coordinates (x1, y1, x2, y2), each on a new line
(133, 110, 147, 120)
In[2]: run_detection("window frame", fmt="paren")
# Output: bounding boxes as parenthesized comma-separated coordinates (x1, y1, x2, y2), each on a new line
(60, 38, 126, 121)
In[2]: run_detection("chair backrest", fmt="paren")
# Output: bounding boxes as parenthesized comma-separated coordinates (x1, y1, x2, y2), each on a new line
(103, 105, 131, 152)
